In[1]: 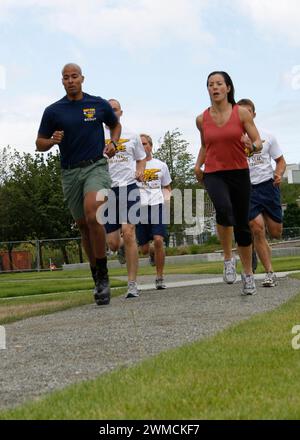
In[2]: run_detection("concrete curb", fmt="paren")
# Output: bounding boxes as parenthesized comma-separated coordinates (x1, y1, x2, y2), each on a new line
(63, 248, 300, 271)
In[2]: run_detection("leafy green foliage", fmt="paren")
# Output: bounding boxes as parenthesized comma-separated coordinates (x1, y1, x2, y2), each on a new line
(283, 203, 300, 228)
(154, 129, 195, 188)
(0, 148, 75, 242)
(153, 130, 197, 236)
(280, 181, 300, 204)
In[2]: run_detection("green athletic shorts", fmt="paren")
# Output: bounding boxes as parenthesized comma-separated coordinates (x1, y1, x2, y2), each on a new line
(61, 159, 112, 221)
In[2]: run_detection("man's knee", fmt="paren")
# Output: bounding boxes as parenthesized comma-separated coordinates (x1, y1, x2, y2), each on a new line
(263, 213, 283, 239)
(122, 226, 136, 244)
(250, 218, 265, 238)
(76, 219, 89, 238)
(107, 239, 119, 252)
(153, 236, 164, 248)
(140, 244, 149, 255)
(85, 211, 98, 228)
(268, 224, 282, 240)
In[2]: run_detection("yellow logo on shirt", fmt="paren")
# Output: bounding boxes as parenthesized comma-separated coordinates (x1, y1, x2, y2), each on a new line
(83, 108, 96, 121)
(144, 169, 160, 182)
(105, 138, 129, 152)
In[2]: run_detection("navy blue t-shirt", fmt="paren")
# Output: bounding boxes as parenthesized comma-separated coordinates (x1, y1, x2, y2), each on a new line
(38, 93, 118, 168)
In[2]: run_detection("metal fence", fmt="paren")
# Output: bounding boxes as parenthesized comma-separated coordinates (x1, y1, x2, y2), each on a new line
(1, 227, 300, 273)
(0, 238, 85, 273)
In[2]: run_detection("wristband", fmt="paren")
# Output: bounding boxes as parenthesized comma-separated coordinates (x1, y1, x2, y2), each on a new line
(110, 140, 118, 149)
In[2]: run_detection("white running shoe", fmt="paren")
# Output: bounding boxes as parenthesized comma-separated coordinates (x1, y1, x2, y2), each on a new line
(126, 281, 139, 298)
(241, 273, 257, 296)
(223, 257, 237, 284)
(262, 272, 277, 287)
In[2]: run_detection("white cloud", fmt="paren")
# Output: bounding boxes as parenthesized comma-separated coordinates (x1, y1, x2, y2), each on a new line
(0, 93, 57, 152)
(257, 100, 300, 163)
(0, 91, 199, 160)
(234, 0, 300, 46)
(123, 105, 199, 158)
(280, 65, 300, 91)
(0, 0, 214, 51)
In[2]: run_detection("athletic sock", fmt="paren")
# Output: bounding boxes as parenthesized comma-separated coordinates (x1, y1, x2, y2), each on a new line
(95, 257, 108, 278)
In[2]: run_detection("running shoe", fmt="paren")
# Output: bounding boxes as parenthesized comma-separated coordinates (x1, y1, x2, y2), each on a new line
(262, 272, 277, 287)
(223, 257, 237, 284)
(155, 278, 166, 290)
(149, 253, 155, 266)
(241, 273, 257, 296)
(117, 244, 126, 265)
(94, 270, 111, 305)
(126, 281, 139, 298)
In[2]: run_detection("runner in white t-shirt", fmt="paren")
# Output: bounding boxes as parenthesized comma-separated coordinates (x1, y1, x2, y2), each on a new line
(136, 134, 172, 290)
(238, 99, 286, 287)
(104, 99, 146, 298)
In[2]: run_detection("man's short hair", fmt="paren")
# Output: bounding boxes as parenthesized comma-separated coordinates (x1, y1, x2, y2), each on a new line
(140, 133, 153, 146)
(108, 98, 121, 109)
(61, 63, 82, 75)
(237, 98, 255, 113)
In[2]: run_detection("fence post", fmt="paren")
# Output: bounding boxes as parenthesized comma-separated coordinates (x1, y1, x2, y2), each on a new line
(36, 239, 40, 272)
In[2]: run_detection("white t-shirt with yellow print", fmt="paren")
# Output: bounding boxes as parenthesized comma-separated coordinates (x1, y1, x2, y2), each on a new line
(247, 128, 283, 185)
(105, 126, 146, 187)
(138, 158, 172, 206)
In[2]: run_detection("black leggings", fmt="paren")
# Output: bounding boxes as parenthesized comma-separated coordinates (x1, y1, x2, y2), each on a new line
(204, 169, 252, 247)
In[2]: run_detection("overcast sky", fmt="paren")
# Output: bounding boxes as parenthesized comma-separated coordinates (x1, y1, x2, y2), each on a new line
(0, 0, 299, 164)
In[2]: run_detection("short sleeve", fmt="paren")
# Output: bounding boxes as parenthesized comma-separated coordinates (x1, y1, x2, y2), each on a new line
(101, 99, 119, 128)
(268, 134, 283, 160)
(133, 134, 146, 160)
(38, 107, 55, 138)
(161, 162, 172, 186)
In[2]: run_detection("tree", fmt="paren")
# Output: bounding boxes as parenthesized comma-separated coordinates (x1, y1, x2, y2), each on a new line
(154, 129, 195, 188)
(0, 150, 75, 241)
(280, 181, 300, 204)
(283, 203, 300, 236)
(153, 130, 197, 242)
(0, 146, 13, 185)
(0, 149, 77, 269)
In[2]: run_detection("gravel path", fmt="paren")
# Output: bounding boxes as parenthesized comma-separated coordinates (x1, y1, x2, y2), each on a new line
(1, 276, 300, 410)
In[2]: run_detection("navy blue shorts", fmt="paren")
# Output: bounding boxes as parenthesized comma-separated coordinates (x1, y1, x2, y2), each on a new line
(104, 183, 141, 234)
(136, 204, 167, 246)
(249, 179, 283, 223)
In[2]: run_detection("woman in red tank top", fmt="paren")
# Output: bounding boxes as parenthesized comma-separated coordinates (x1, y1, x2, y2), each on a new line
(194, 71, 263, 296)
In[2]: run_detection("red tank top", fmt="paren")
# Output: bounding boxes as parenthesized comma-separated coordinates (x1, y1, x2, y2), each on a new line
(202, 104, 248, 173)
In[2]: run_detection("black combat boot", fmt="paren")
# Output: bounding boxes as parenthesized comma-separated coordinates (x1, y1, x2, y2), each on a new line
(94, 258, 110, 306)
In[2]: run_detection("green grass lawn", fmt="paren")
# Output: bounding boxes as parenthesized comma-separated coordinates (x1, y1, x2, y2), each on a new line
(2, 276, 300, 420)
(0, 277, 126, 299)
(0, 272, 127, 324)
(0, 255, 299, 325)
(0, 287, 127, 325)
(1, 255, 299, 281)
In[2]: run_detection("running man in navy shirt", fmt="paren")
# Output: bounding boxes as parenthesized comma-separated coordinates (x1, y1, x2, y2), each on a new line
(36, 63, 121, 306)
